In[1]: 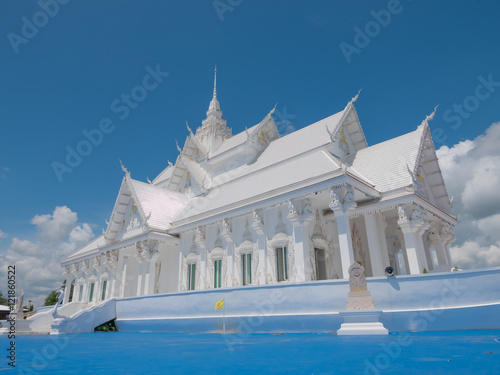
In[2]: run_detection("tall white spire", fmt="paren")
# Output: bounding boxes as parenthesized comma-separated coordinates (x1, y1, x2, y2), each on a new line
(213, 65, 217, 98)
(206, 66, 222, 118)
(195, 66, 232, 155)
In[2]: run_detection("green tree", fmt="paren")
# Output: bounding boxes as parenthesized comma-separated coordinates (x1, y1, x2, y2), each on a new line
(44, 291, 59, 306)
(44, 281, 65, 306)
(0, 291, 8, 306)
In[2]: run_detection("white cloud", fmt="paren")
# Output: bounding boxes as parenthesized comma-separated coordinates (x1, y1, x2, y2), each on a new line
(31, 206, 78, 243)
(0, 229, 4, 239)
(436, 121, 500, 269)
(0, 206, 94, 307)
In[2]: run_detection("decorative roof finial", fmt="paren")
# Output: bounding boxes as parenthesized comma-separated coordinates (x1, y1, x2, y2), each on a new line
(213, 65, 217, 99)
(350, 89, 362, 105)
(419, 105, 439, 128)
(119, 159, 130, 177)
(186, 121, 194, 136)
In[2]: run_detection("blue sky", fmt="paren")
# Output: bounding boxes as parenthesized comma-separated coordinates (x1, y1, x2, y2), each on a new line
(1, 0, 500, 304)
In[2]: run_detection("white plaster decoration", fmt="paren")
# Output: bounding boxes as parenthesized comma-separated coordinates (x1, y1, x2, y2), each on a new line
(242, 219, 252, 242)
(235, 240, 259, 286)
(351, 223, 365, 268)
(221, 219, 232, 241)
(195, 226, 206, 247)
(184, 252, 201, 291)
(329, 189, 341, 211)
(309, 211, 338, 281)
(93, 257, 101, 272)
(70, 263, 79, 276)
(275, 210, 287, 235)
(428, 225, 446, 267)
(252, 209, 264, 234)
(345, 262, 376, 310)
(287, 200, 298, 220)
(303, 199, 312, 216)
(266, 232, 295, 283)
(344, 187, 355, 206)
(81, 259, 90, 275)
(207, 247, 227, 288)
(154, 259, 161, 294)
(440, 222, 455, 264)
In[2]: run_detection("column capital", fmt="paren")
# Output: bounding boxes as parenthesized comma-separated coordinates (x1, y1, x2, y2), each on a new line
(195, 226, 206, 249)
(329, 186, 357, 214)
(92, 256, 101, 272)
(63, 265, 71, 277)
(104, 249, 119, 269)
(136, 240, 159, 262)
(221, 219, 232, 242)
(397, 204, 429, 234)
(81, 259, 91, 275)
(288, 199, 314, 227)
(70, 263, 79, 277)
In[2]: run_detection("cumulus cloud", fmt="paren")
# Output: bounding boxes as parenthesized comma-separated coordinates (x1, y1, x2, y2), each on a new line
(0, 229, 4, 240)
(0, 206, 94, 307)
(436, 121, 500, 269)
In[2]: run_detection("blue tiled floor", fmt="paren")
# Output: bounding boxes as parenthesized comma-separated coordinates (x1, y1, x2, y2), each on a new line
(2, 330, 500, 374)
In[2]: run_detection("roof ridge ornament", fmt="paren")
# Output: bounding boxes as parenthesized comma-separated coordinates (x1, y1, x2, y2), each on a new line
(186, 121, 194, 137)
(350, 88, 362, 105)
(327, 89, 363, 144)
(419, 105, 439, 129)
(119, 159, 130, 178)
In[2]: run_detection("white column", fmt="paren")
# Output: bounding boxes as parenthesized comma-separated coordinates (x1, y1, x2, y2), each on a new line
(336, 213, 355, 279)
(82, 273, 90, 303)
(63, 276, 72, 304)
(251, 210, 267, 285)
(364, 213, 385, 277)
(258, 235, 266, 285)
(104, 266, 115, 300)
(415, 230, 429, 272)
(143, 253, 159, 296)
(428, 230, 449, 267)
(199, 247, 207, 290)
(222, 225, 234, 287)
(330, 187, 357, 279)
(108, 267, 117, 298)
(377, 212, 391, 269)
(136, 259, 144, 296)
(120, 256, 129, 298)
(399, 227, 422, 274)
(289, 208, 314, 283)
(397, 205, 430, 275)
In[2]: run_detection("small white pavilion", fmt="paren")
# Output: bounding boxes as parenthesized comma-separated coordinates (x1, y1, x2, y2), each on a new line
(60, 70, 457, 306)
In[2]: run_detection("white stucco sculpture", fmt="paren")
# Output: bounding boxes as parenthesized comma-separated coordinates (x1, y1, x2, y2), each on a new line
(346, 262, 375, 310)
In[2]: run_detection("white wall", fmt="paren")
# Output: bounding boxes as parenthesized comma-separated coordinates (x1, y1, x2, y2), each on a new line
(115, 267, 500, 334)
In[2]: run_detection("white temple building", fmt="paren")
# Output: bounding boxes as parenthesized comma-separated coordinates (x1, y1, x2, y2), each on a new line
(60, 70, 457, 307)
